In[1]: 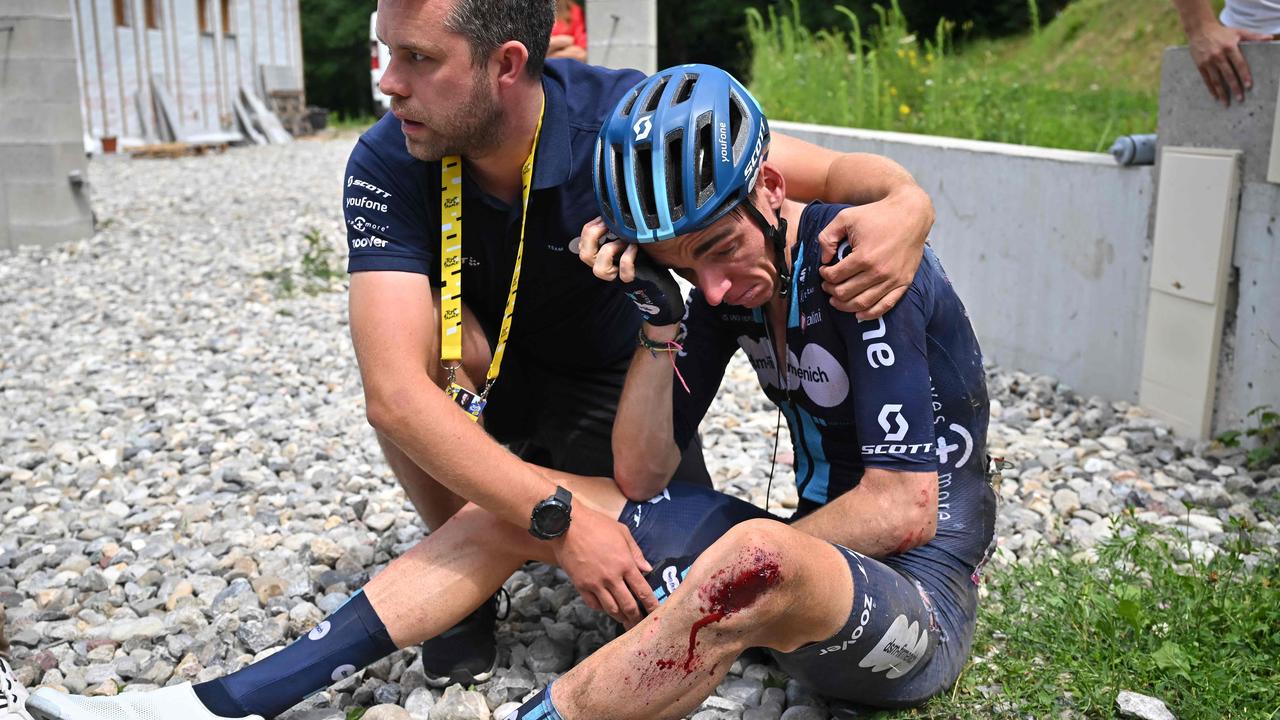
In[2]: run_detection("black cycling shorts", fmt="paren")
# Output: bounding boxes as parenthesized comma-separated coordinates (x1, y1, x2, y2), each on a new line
(620, 482, 978, 708)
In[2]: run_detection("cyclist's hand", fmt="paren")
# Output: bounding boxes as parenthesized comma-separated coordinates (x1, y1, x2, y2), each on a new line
(550, 505, 658, 628)
(579, 217, 684, 326)
(577, 216, 613, 269)
(816, 188, 931, 321)
(1188, 23, 1270, 105)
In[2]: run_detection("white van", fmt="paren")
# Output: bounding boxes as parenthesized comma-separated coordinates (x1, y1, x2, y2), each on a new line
(370, 12, 391, 117)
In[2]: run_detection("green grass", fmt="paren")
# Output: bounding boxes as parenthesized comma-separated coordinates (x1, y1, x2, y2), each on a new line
(747, 0, 1185, 151)
(882, 512, 1280, 718)
(327, 111, 379, 132)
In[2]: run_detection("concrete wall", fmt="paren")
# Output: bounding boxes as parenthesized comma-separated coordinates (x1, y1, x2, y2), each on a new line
(772, 121, 1155, 405)
(69, 0, 303, 145)
(586, 0, 656, 74)
(1157, 43, 1280, 433)
(0, 0, 94, 252)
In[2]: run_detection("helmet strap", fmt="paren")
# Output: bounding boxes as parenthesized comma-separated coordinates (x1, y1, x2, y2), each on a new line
(741, 199, 792, 298)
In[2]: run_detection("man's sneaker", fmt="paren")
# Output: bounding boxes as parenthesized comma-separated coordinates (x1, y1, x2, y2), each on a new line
(26, 683, 263, 720)
(0, 657, 34, 720)
(420, 590, 507, 687)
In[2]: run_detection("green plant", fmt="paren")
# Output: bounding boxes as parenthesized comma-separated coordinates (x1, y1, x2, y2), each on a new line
(1219, 405, 1280, 469)
(344, 708, 366, 720)
(258, 228, 343, 297)
(746, 0, 1161, 151)
(891, 513, 1280, 718)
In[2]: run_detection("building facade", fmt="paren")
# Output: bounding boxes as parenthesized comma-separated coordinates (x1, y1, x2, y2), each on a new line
(70, 0, 304, 146)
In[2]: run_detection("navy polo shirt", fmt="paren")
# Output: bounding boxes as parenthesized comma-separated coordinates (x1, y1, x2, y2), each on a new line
(342, 59, 645, 369)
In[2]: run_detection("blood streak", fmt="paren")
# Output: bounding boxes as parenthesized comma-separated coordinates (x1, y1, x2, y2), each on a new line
(681, 550, 782, 672)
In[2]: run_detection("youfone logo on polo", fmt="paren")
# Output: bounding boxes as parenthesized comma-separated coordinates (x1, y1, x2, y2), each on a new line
(859, 614, 930, 679)
(633, 115, 653, 141)
(347, 196, 388, 214)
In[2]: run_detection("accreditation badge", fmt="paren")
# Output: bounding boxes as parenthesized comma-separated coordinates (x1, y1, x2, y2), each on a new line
(446, 383, 487, 422)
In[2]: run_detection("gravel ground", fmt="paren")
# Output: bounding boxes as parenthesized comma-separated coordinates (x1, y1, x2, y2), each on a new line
(1, 135, 1277, 720)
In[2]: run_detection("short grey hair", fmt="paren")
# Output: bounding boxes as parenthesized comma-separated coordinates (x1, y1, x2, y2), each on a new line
(444, 0, 556, 78)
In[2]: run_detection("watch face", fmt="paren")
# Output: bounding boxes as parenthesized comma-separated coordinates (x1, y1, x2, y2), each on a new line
(535, 504, 571, 536)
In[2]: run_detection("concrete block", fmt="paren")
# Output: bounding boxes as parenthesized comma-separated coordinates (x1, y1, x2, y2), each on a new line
(0, 180, 9, 253)
(0, 101, 88, 142)
(3, 177, 89, 225)
(587, 0, 656, 73)
(0, 15, 81, 59)
(0, 1, 71, 19)
(1159, 44, 1280, 186)
(0, 58, 82, 101)
(0, 141, 87, 181)
(1212, 183, 1280, 430)
(8, 215, 94, 250)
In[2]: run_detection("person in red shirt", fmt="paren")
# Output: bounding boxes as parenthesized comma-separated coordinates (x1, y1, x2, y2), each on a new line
(549, 0, 587, 61)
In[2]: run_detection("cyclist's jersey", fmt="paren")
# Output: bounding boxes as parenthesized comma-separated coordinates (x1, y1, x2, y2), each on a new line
(671, 201, 994, 570)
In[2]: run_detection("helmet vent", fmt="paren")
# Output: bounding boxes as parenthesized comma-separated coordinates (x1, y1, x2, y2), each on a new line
(611, 143, 635, 230)
(665, 130, 686, 222)
(596, 143, 615, 227)
(633, 145, 660, 230)
(673, 74, 698, 105)
(620, 86, 643, 117)
(694, 111, 715, 208)
(729, 91, 750, 162)
(643, 76, 670, 113)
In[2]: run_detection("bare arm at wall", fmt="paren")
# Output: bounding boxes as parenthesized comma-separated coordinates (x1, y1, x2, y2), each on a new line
(1172, 0, 1272, 105)
(770, 133, 934, 320)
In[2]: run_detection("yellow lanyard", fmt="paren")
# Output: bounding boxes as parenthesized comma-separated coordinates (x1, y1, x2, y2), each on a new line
(439, 96, 545, 421)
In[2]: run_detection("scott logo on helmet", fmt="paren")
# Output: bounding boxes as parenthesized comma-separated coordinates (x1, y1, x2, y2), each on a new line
(743, 124, 765, 191)
(633, 115, 653, 141)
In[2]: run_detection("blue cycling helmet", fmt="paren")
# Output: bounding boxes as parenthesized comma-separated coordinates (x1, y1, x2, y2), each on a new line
(594, 64, 770, 243)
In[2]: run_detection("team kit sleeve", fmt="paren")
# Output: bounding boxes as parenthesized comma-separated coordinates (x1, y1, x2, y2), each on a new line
(670, 292, 742, 452)
(342, 136, 435, 276)
(836, 284, 940, 473)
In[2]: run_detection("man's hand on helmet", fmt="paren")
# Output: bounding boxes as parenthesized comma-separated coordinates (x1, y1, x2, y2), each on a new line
(578, 217, 685, 326)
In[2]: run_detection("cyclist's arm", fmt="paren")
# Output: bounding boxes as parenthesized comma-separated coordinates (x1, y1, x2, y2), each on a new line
(770, 133, 933, 319)
(612, 292, 737, 500)
(771, 133, 927, 208)
(791, 468, 937, 557)
(800, 269, 940, 554)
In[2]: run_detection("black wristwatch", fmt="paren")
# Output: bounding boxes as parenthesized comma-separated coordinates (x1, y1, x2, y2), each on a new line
(529, 486, 573, 539)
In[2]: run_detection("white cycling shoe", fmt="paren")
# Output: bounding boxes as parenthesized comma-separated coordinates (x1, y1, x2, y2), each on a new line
(26, 683, 262, 720)
(1, 656, 34, 720)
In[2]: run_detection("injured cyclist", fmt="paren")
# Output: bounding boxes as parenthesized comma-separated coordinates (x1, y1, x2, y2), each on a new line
(25, 64, 994, 720)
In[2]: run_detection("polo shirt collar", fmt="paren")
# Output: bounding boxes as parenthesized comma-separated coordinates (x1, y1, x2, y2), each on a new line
(531, 73, 572, 191)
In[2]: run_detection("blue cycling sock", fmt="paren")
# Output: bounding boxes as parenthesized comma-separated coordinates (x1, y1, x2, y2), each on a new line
(193, 590, 397, 718)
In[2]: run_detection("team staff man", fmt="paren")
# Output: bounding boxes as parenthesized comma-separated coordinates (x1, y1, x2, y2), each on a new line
(343, 0, 938, 684)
